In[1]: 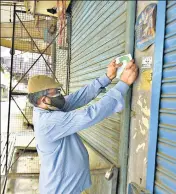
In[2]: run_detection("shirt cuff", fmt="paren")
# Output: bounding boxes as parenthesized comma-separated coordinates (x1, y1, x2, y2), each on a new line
(97, 74, 112, 88)
(114, 81, 129, 96)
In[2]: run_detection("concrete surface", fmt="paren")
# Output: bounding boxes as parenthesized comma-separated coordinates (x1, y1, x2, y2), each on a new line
(127, 0, 157, 188)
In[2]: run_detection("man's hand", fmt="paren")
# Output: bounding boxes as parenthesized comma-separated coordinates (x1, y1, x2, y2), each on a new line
(120, 59, 138, 86)
(106, 59, 122, 80)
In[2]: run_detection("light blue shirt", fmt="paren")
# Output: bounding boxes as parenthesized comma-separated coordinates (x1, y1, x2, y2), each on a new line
(33, 75, 129, 194)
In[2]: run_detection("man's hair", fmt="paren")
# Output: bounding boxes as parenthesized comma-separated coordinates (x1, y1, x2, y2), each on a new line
(27, 90, 48, 106)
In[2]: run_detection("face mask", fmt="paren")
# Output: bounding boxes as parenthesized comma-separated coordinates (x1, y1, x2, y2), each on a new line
(44, 93, 65, 111)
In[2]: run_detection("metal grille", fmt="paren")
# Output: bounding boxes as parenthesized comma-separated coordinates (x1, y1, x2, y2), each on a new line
(55, 18, 68, 92)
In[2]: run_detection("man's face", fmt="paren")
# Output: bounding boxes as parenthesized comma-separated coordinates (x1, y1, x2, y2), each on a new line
(42, 88, 61, 105)
(42, 88, 65, 110)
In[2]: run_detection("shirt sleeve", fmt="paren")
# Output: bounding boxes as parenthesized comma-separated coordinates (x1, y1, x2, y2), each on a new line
(44, 81, 129, 142)
(62, 74, 111, 111)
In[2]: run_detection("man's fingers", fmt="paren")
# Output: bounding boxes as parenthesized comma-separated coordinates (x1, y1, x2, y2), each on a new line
(126, 60, 134, 69)
(113, 59, 122, 67)
(115, 63, 122, 68)
(131, 67, 139, 78)
(112, 59, 116, 63)
(111, 59, 122, 68)
(131, 64, 137, 71)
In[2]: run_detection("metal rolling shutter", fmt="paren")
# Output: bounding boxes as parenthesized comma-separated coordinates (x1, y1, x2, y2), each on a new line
(69, 1, 128, 166)
(154, 1, 176, 193)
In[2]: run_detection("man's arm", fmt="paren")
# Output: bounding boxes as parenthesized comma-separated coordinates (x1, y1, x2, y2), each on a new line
(44, 81, 129, 141)
(63, 60, 122, 112)
(63, 74, 111, 112)
(43, 59, 138, 141)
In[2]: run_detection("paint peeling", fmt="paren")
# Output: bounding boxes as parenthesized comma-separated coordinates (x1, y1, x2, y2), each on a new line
(137, 97, 150, 118)
(142, 105, 150, 117)
(139, 121, 146, 135)
(142, 116, 149, 128)
(137, 98, 143, 108)
(144, 157, 147, 164)
(133, 132, 137, 139)
(136, 143, 145, 153)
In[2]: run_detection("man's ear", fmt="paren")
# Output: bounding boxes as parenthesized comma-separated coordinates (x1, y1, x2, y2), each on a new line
(38, 96, 46, 105)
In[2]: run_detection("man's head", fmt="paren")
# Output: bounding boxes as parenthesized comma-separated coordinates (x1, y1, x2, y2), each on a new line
(27, 75, 65, 110)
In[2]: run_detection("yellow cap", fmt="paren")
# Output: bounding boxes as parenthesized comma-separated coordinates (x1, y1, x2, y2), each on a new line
(28, 75, 62, 93)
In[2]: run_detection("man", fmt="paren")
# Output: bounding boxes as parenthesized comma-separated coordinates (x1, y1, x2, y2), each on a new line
(27, 59, 138, 194)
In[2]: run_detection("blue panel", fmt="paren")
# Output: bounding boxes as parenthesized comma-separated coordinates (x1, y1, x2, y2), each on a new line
(166, 3, 176, 22)
(160, 113, 176, 127)
(154, 186, 168, 194)
(164, 36, 176, 50)
(146, 1, 167, 193)
(162, 67, 176, 79)
(148, 0, 176, 193)
(157, 155, 176, 176)
(158, 141, 176, 159)
(160, 98, 176, 109)
(155, 171, 176, 192)
(167, 1, 176, 9)
(165, 21, 176, 37)
(164, 51, 176, 64)
(159, 127, 176, 143)
(162, 83, 176, 94)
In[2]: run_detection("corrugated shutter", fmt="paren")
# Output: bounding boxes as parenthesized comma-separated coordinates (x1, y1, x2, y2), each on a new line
(70, 1, 128, 166)
(154, 1, 176, 193)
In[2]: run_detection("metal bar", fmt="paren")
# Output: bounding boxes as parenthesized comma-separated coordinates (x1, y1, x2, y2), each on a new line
(11, 96, 32, 128)
(12, 92, 28, 95)
(15, 13, 66, 95)
(33, 0, 37, 17)
(2, 5, 16, 193)
(2, 4, 16, 194)
(146, 1, 166, 193)
(7, 173, 39, 178)
(63, 0, 66, 48)
(66, 12, 71, 95)
(15, 10, 26, 13)
(5, 3, 16, 175)
(51, 42, 56, 79)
